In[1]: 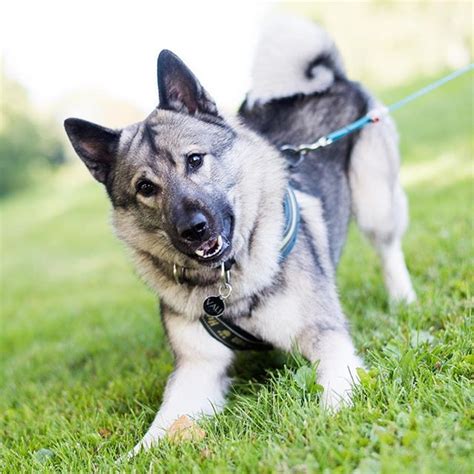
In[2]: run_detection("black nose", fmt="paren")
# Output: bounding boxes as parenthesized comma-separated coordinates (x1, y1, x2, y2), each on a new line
(177, 212, 210, 242)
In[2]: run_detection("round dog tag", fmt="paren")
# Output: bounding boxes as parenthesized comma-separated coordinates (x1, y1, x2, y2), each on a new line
(203, 296, 225, 317)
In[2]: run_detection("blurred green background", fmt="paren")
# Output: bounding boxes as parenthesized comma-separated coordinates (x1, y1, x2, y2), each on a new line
(1, 1, 473, 472)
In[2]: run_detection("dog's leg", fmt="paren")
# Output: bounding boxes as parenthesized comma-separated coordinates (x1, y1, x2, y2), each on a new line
(297, 323, 363, 410)
(349, 117, 416, 303)
(129, 310, 234, 457)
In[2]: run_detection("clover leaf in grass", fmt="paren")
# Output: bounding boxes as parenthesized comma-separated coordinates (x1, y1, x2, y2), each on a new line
(293, 366, 324, 394)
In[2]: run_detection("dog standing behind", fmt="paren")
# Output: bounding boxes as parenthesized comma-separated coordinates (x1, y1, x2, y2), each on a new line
(64, 15, 415, 456)
(240, 14, 416, 304)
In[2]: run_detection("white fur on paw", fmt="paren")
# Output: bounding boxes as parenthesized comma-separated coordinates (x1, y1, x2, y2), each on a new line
(389, 283, 417, 304)
(127, 428, 166, 459)
(319, 363, 361, 412)
(321, 380, 354, 411)
(382, 246, 417, 304)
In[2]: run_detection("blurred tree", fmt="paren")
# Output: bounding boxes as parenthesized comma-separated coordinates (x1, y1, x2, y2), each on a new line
(0, 70, 66, 197)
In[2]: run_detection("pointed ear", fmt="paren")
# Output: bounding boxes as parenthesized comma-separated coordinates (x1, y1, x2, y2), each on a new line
(157, 49, 219, 117)
(64, 118, 120, 184)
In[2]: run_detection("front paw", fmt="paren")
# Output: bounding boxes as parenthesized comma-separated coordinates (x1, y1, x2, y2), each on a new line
(126, 427, 167, 459)
(125, 415, 206, 459)
(321, 382, 354, 411)
(319, 366, 361, 411)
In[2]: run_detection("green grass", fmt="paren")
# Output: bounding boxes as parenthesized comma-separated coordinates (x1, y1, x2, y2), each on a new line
(1, 72, 473, 473)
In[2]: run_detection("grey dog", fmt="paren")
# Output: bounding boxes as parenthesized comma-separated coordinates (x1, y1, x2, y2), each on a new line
(64, 15, 415, 455)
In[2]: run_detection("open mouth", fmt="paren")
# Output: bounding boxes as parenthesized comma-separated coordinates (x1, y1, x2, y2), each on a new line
(192, 216, 233, 263)
(195, 235, 224, 259)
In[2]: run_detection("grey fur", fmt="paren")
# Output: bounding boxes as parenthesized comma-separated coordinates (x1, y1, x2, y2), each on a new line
(240, 78, 368, 265)
(64, 19, 415, 456)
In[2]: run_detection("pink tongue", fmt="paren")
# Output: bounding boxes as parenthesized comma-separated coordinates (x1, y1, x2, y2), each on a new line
(199, 238, 218, 253)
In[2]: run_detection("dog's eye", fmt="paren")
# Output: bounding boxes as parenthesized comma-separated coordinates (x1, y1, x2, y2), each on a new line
(136, 180, 157, 197)
(187, 153, 204, 171)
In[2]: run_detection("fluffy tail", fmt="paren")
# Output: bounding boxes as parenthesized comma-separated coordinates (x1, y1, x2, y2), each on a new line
(246, 14, 346, 107)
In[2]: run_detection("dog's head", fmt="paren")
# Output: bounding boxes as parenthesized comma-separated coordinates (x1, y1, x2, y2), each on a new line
(65, 50, 240, 268)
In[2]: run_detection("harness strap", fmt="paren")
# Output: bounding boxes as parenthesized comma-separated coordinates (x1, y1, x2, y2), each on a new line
(200, 314, 273, 351)
(199, 187, 300, 351)
(280, 187, 300, 261)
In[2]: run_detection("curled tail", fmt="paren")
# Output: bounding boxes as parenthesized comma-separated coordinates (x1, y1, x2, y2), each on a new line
(246, 13, 347, 107)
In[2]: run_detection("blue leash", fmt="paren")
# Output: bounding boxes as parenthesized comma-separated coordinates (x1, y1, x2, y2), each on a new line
(281, 63, 474, 156)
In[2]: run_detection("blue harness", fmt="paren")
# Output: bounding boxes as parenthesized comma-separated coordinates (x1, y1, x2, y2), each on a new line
(280, 187, 300, 261)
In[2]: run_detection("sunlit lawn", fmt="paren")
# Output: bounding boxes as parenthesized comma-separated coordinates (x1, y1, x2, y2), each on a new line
(1, 73, 472, 472)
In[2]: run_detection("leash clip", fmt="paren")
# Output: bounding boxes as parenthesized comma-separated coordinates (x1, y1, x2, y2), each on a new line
(280, 145, 307, 169)
(280, 136, 332, 169)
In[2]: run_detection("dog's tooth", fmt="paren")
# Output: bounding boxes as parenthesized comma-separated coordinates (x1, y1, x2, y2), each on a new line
(195, 235, 224, 259)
